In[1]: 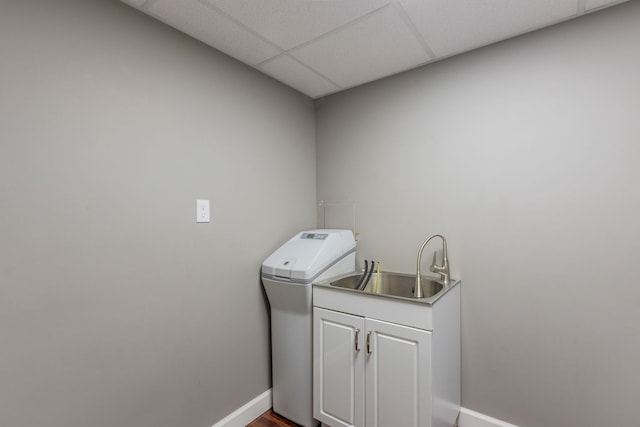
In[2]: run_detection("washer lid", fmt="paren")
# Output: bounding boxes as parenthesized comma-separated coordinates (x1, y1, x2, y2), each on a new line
(262, 229, 356, 281)
(272, 257, 296, 279)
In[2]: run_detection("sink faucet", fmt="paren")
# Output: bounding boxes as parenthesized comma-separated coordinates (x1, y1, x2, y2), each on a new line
(415, 234, 450, 298)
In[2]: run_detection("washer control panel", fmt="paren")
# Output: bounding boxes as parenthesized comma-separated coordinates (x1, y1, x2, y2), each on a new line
(301, 233, 328, 240)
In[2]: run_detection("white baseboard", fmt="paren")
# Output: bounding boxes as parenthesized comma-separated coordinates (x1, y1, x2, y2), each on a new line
(458, 407, 519, 427)
(212, 389, 272, 427)
(211, 393, 517, 427)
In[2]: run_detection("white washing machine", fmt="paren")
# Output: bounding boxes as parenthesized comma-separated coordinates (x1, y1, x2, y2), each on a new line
(262, 229, 356, 427)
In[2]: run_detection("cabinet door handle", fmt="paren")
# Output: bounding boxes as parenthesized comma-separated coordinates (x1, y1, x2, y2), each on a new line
(354, 328, 360, 352)
(366, 331, 372, 355)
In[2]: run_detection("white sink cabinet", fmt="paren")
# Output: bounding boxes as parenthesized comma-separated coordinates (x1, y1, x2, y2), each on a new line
(312, 280, 460, 427)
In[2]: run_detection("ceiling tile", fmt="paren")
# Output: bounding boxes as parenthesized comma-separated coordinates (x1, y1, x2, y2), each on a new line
(259, 55, 340, 98)
(121, 0, 146, 7)
(585, 0, 626, 11)
(204, 0, 390, 50)
(149, 0, 280, 65)
(291, 5, 432, 89)
(399, 0, 580, 58)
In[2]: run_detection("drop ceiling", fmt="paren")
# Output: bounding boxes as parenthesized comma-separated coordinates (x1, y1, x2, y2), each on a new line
(121, 0, 629, 98)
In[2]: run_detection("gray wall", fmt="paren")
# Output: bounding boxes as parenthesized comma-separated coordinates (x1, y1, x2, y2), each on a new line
(0, 1, 316, 426)
(316, 2, 640, 427)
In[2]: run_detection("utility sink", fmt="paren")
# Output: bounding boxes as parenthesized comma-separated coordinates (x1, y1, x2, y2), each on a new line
(323, 271, 446, 303)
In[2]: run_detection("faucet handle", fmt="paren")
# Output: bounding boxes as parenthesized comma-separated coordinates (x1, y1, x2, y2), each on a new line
(430, 250, 443, 273)
(430, 249, 450, 284)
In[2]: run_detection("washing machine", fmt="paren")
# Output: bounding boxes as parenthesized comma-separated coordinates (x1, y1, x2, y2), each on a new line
(261, 229, 356, 427)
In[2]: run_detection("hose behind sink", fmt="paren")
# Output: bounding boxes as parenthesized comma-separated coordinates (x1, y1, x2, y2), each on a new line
(357, 260, 375, 291)
(354, 260, 369, 290)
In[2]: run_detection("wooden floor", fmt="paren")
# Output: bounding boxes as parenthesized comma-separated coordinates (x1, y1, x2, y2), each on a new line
(246, 409, 301, 427)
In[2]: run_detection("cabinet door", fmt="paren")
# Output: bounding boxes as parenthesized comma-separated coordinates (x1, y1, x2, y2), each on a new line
(314, 308, 365, 427)
(365, 318, 432, 427)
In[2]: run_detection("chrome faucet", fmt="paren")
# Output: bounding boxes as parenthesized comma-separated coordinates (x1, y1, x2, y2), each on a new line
(415, 234, 450, 298)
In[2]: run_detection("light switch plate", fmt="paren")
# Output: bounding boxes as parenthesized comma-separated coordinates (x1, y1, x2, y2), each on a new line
(196, 199, 210, 223)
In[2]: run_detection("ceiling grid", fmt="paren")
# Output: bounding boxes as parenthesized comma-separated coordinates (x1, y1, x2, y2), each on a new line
(121, 0, 629, 98)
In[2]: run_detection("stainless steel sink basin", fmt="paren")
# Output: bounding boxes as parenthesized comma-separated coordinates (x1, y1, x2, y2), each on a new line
(328, 271, 444, 300)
